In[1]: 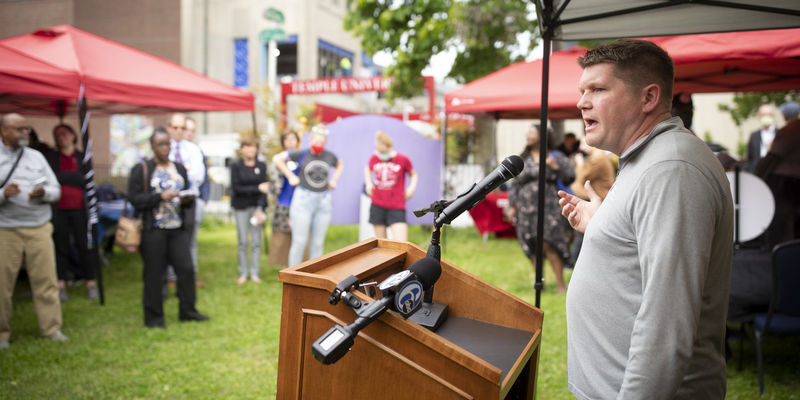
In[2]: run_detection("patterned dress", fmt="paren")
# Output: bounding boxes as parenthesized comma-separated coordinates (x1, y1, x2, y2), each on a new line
(508, 150, 575, 262)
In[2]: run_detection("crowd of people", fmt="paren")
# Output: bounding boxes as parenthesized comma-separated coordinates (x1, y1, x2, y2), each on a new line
(0, 112, 428, 344)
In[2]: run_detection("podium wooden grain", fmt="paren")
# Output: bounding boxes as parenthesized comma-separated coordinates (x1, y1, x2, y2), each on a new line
(276, 238, 543, 399)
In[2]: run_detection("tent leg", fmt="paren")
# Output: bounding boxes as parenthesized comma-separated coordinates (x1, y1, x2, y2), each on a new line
(534, 37, 552, 309)
(78, 95, 104, 306)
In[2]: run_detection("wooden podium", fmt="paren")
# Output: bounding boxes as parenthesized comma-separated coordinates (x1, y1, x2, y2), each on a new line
(276, 238, 543, 399)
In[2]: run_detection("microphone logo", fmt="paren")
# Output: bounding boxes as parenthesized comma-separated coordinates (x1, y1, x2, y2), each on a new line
(395, 280, 423, 314)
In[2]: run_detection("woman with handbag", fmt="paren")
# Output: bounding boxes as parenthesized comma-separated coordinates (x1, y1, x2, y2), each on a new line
(127, 128, 208, 329)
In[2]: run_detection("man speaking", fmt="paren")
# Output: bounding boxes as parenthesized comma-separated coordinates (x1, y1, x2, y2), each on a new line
(559, 40, 733, 399)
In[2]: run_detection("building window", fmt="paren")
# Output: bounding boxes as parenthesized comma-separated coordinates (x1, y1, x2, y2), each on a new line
(318, 39, 353, 78)
(264, 35, 298, 81)
(234, 38, 248, 88)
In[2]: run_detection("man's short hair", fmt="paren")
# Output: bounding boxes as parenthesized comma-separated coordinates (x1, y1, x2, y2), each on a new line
(780, 101, 800, 119)
(168, 113, 186, 127)
(578, 39, 674, 110)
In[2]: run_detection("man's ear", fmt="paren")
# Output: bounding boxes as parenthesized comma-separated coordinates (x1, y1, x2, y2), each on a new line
(641, 83, 661, 113)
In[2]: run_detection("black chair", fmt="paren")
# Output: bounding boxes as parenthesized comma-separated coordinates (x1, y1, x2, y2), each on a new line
(753, 239, 800, 394)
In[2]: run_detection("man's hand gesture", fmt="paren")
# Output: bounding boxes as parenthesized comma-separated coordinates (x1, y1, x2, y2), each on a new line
(558, 181, 603, 233)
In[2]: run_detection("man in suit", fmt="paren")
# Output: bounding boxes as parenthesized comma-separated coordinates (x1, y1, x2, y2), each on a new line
(746, 104, 778, 172)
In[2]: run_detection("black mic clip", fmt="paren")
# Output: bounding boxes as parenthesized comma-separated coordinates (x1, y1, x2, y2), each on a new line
(412, 199, 452, 218)
(327, 275, 363, 310)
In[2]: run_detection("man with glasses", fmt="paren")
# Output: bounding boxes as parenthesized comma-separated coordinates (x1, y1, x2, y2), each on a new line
(0, 113, 67, 349)
(165, 113, 206, 289)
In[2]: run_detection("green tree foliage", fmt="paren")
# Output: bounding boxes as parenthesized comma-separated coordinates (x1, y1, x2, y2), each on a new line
(344, 0, 538, 101)
(717, 91, 799, 126)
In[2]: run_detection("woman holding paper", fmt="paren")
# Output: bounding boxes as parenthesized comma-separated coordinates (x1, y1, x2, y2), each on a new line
(128, 128, 208, 328)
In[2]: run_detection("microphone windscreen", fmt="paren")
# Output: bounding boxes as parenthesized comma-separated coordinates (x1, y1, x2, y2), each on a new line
(408, 257, 442, 289)
(503, 155, 525, 175)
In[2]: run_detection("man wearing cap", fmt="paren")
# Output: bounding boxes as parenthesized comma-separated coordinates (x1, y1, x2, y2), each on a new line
(755, 101, 800, 244)
(0, 113, 67, 349)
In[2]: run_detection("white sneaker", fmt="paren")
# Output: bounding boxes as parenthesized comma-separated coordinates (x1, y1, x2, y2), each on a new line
(47, 331, 68, 342)
(0, 340, 9, 349)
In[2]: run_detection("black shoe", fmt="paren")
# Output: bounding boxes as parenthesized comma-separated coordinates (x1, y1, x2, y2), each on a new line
(179, 312, 209, 322)
(146, 322, 166, 329)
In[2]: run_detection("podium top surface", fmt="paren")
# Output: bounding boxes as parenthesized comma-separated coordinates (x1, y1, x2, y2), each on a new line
(280, 239, 418, 290)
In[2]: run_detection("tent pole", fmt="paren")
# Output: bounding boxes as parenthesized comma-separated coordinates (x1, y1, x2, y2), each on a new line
(77, 95, 104, 305)
(493, 112, 500, 168)
(440, 108, 448, 252)
(534, 36, 552, 308)
(252, 111, 258, 135)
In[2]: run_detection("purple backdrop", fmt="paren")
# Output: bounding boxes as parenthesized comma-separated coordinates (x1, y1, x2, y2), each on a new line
(301, 115, 443, 225)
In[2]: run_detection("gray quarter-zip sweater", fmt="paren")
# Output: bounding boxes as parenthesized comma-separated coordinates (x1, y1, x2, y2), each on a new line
(567, 117, 733, 400)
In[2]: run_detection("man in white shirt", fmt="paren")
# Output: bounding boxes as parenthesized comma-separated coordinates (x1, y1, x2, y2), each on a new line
(746, 104, 777, 172)
(166, 113, 206, 288)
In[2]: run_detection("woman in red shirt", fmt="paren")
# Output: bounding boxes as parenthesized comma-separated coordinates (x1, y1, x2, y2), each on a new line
(364, 131, 418, 242)
(45, 124, 98, 301)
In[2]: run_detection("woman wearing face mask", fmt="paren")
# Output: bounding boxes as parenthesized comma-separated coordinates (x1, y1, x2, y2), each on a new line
(273, 124, 343, 267)
(364, 131, 418, 242)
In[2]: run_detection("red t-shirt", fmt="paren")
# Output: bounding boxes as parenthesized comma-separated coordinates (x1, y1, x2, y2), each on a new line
(57, 153, 84, 210)
(367, 152, 413, 210)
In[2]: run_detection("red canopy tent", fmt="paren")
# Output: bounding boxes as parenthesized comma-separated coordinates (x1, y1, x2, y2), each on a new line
(655, 28, 800, 94)
(444, 46, 585, 119)
(445, 28, 800, 119)
(0, 25, 254, 116)
(0, 44, 79, 103)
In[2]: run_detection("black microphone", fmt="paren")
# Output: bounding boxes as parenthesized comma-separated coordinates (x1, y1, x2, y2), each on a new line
(312, 257, 441, 364)
(408, 256, 441, 291)
(434, 155, 524, 226)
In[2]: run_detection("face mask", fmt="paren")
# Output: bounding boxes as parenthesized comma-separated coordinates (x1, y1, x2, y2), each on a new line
(760, 116, 775, 128)
(310, 144, 324, 155)
(377, 152, 392, 161)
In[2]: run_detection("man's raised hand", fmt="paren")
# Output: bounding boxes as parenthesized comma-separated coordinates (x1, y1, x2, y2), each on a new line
(558, 180, 603, 233)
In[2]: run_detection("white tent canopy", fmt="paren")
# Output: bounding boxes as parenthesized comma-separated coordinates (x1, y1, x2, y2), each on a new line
(537, 0, 800, 40)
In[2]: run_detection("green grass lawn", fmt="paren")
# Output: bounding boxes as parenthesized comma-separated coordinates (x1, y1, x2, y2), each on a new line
(1, 221, 798, 399)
